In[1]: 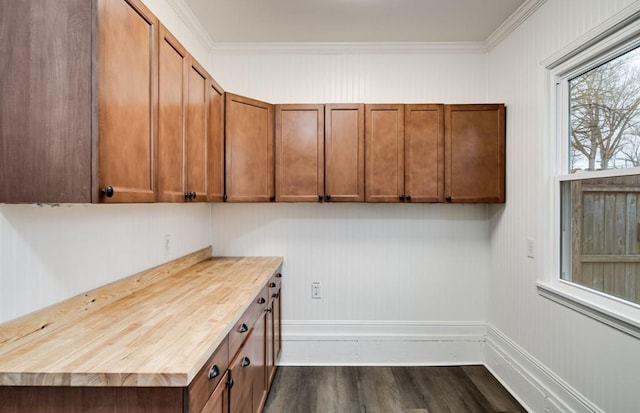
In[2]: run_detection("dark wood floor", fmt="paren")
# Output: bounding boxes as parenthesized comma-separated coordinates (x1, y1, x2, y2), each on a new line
(263, 366, 527, 413)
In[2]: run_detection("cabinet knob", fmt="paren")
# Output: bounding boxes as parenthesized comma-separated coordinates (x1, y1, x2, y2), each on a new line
(101, 186, 114, 198)
(270, 195, 276, 202)
(209, 365, 220, 379)
(270, 282, 276, 288)
(191, 192, 197, 199)
(276, 273, 282, 278)
(223, 194, 228, 202)
(272, 292, 279, 299)
(318, 195, 323, 202)
(241, 357, 251, 367)
(239, 323, 248, 333)
(266, 307, 272, 313)
(446, 195, 452, 202)
(325, 194, 331, 201)
(399, 195, 405, 201)
(227, 377, 234, 389)
(258, 297, 266, 304)
(184, 192, 190, 200)
(406, 195, 412, 201)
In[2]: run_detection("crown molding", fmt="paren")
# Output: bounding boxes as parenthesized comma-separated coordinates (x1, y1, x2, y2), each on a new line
(485, 0, 547, 51)
(211, 41, 487, 55)
(165, 0, 216, 50)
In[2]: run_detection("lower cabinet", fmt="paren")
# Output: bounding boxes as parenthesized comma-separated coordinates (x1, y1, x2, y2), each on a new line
(201, 371, 230, 413)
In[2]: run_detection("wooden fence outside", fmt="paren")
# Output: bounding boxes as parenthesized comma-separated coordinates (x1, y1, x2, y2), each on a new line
(570, 175, 640, 304)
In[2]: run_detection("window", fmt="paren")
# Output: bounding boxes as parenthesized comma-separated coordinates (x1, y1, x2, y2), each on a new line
(541, 11, 640, 337)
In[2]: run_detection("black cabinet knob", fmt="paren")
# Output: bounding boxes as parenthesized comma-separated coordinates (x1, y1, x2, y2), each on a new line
(209, 365, 220, 379)
(241, 357, 251, 367)
(446, 195, 452, 202)
(406, 195, 412, 201)
(269, 282, 276, 288)
(191, 192, 197, 199)
(318, 195, 323, 202)
(101, 186, 114, 198)
(227, 377, 234, 389)
(399, 195, 405, 201)
(223, 194, 228, 202)
(272, 292, 279, 299)
(265, 307, 272, 313)
(270, 195, 276, 202)
(276, 273, 282, 278)
(184, 192, 190, 200)
(326, 194, 332, 201)
(258, 297, 266, 304)
(239, 323, 248, 333)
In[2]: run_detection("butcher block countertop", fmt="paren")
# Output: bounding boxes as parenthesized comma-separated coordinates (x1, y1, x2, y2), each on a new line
(0, 248, 283, 388)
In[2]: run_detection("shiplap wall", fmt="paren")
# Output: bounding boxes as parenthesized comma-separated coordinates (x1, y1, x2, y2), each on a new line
(0, 0, 213, 324)
(210, 48, 492, 364)
(486, 0, 640, 412)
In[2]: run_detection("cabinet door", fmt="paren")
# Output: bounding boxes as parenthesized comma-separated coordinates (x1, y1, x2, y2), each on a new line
(207, 79, 225, 202)
(201, 372, 229, 413)
(98, 0, 158, 203)
(273, 287, 282, 367)
(185, 60, 209, 202)
(365, 104, 405, 202)
(324, 104, 365, 202)
(405, 104, 444, 202)
(275, 105, 324, 202)
(445, 104, 505, 203)
(225, 93, 275, 202)
(229, 332, 254, 413)
(250, 313, 267, 413)
(0, 0, 93, 203)
(157, 25, 187, 202)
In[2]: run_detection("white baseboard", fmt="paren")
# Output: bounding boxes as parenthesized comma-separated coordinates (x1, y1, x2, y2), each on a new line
(279, 320, 486, 366)
(485, 324, 603, 413)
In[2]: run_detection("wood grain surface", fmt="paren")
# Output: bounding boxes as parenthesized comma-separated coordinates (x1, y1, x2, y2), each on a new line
(0, 250, 283, 387)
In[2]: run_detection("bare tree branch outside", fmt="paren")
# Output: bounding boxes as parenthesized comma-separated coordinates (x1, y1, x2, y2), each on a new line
(569, 47, 640, 172)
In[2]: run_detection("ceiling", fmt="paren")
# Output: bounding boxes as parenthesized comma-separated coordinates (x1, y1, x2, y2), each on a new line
(183, 0, 527, 44)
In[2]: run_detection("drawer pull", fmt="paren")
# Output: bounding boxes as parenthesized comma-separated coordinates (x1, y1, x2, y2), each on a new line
(258, 297, 266, 304)
(242, 357, 251, 367)
(272, 293, 279, 299)
(209, 365, 220, 379)
(239, 323, 249, 333)
(276, 273, 282, 278)
(269, 282, 276, 288)
(266, 307, 272, 313)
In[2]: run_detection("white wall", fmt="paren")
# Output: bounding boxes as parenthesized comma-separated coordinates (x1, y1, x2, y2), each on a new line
(0, 0, 213, 324)
(486, 0, 640, 412)
(210, 48, 492, 364)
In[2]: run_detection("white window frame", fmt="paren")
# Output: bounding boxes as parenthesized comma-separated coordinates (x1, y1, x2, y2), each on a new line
(538, 6, 640, 339)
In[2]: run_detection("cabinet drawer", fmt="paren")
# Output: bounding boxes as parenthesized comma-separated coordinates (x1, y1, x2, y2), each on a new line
(229, 286, 268, 357)
(186, 336, 229, 413)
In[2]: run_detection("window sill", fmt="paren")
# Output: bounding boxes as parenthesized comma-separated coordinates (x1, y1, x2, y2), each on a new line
(537, 282, 640, 340)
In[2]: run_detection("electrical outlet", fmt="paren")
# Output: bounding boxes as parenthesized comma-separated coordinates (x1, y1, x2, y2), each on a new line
(311, 282, 322, 299)
(163, 234, 171, 257)
(527, 238, 535, 259)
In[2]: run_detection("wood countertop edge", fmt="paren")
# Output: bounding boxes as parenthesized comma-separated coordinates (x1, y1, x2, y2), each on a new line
(0, 250, 284, 388)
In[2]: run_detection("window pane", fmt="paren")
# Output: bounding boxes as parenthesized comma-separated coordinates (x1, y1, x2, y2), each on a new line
(569, 46, 640, 173)
(561, 175, 640, 305)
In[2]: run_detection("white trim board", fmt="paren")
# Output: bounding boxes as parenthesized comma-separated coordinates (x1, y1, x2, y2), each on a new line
(485, 324, 603, 413)
(279, 321, 486, 366)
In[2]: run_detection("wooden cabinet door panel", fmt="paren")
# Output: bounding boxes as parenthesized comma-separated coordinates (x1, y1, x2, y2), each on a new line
(98, 0, 158, 203)
(0, 0, 93, 203)
(207, 79, 225, 202)
(405, 104, 444, 202)
(366, 104, 405, 202)
(201, 372, 229, 413)
(324, 104, 365, 202)
(229, 332, 254, 413)
(275, 105, 324, 202)
(158, 25, 187, 202)
(273, 288, 281, 366)
(225, 93, 274, 202)
(445, 104, 505, 203)
(250, 313, 267, 413)
(186, 60, 209, 201)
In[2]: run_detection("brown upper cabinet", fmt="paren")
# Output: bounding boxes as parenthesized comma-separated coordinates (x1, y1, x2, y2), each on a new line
(207, 79, 225, 202)
(365, 104, 445, 203)
(184, 59, 209, 202)
(325, 104, 366, 202)
(275, 105, 325, 202)
(1, 0, 158, 203)
(225, 93, 275, 202)
(365, 104, 405, 202)
(445, 104, 506, 203)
